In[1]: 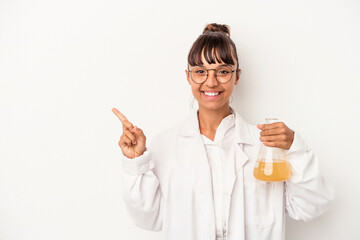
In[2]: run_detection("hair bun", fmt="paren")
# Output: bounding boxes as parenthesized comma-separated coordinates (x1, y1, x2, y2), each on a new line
(203, 23, 230, 36)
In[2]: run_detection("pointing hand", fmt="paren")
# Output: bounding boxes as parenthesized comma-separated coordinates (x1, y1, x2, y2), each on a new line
(112, 107, 146, 159)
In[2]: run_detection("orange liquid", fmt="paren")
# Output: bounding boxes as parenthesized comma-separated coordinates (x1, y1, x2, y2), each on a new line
(253, 160, 291, 182)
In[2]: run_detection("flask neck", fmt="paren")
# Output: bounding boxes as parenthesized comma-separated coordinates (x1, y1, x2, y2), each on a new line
(265, 118, 279, 124)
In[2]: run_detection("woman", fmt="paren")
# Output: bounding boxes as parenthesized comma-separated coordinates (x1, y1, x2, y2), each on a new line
(112, 23, 334, 240)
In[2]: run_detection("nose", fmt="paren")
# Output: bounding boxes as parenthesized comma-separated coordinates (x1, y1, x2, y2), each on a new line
(205, 69, 219, 86)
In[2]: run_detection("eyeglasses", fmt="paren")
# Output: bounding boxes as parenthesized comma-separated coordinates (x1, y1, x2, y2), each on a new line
(187, 65, 236, 84)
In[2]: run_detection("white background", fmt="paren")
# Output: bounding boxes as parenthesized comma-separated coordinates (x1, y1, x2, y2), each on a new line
(0, 0, 359, 239)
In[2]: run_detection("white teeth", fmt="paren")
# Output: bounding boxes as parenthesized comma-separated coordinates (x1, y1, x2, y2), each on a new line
(204, 91, 220, 96)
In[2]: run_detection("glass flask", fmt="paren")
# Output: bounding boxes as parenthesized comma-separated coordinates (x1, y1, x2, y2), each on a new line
(253, 118, 291, 182)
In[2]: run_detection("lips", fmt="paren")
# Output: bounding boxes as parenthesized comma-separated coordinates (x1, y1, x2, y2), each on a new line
(201, 91, 223, 99)
(201, 91, 223, 94)
(201, 90, 223, 93)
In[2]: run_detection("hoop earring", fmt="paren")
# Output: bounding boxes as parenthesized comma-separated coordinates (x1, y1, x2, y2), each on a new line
(230, 95, 233, 103)
(189, 96, 195, 109)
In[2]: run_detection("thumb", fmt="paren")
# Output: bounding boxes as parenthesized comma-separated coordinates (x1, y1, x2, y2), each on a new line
(132, 126, 145, 139)
(130, 126, 137, 134)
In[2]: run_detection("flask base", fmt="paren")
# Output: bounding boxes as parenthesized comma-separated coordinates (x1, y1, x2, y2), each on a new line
(253, 161, 291, 182)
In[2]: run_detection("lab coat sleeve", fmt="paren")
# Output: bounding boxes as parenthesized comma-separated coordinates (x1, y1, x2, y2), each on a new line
(121, 144, 164, 231)
(283, 131, 335, 222)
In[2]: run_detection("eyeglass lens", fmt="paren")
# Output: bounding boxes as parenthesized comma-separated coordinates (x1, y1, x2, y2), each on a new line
(190, 66, 233, 83)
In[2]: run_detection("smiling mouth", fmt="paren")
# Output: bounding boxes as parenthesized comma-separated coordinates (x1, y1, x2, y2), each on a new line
(201, 91, 224, 97)
(201, 91, 224, 101)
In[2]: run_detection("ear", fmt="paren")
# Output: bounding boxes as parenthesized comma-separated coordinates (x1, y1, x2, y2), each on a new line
(234, 69, 241, 85)
(185, 69, 191, 85)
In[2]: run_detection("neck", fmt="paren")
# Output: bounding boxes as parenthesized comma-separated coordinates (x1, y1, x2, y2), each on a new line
(197, 104, 232, 132)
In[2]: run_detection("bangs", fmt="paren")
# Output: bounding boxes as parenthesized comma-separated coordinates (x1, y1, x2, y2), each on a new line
(188, 33, 237, 68)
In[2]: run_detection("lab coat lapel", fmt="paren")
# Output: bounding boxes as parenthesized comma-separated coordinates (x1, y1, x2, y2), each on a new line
(227, 108, 255, 240)
(233, 107, 255, 173)
(176, 107, 255, 240)
(176, 109, 216, 239)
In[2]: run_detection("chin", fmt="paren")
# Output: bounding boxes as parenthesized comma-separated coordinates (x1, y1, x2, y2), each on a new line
(199, 102, 224, 110)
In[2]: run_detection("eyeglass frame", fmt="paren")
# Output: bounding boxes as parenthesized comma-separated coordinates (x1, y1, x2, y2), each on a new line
(187, 65, 237, 84)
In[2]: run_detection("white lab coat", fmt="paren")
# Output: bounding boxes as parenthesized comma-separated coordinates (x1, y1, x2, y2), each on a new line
(121, 107, 334, 240)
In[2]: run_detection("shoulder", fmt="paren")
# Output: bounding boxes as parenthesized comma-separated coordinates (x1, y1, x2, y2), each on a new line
(238, 115, 261, 144)
(247, 122, 261, 139)
(146, 117, 187, 165)
(246, 122, 261, 150)
(148, 116, 187, 147)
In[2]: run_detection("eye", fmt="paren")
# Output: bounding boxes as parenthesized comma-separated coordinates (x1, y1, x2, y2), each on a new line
(218, 67, 232, 74)
(219, 70, 229, 74)
(194, 69, 206, 74)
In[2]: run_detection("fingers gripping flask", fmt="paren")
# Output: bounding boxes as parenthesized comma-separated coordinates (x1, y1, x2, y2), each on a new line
(253, 118, 291, 182)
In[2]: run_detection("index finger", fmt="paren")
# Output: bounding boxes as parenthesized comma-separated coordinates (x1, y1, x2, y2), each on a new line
(262, 122, 283, 130)
(112, 108, 135, 132)
(112, 108, 127, 123)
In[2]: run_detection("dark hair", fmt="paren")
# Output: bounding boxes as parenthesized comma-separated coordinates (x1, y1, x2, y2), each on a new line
(187, 23, 239, 70)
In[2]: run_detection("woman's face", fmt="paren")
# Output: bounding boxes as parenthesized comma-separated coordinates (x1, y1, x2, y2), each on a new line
(185, 50, 241, 111)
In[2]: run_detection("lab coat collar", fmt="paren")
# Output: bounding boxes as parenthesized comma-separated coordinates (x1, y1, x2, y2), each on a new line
(177, 106, 255, 146)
